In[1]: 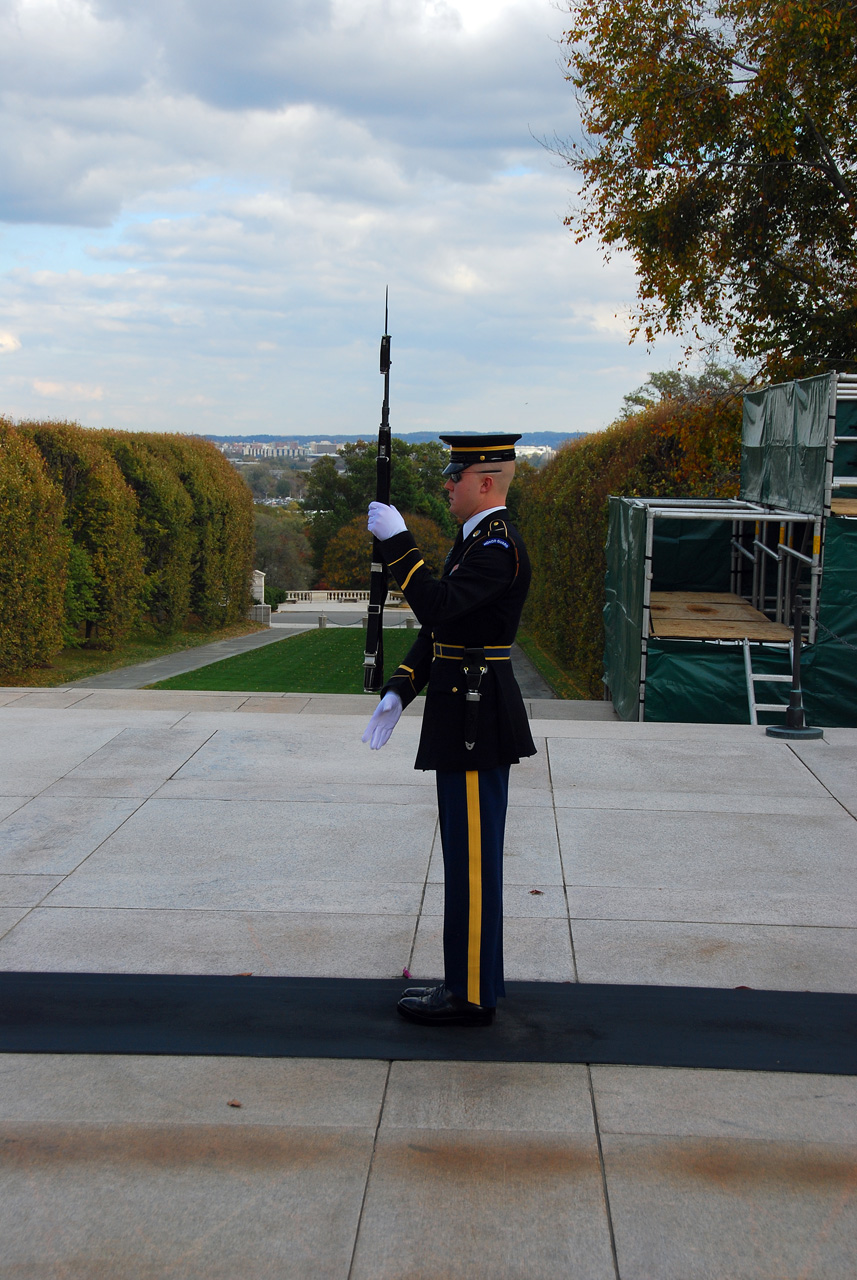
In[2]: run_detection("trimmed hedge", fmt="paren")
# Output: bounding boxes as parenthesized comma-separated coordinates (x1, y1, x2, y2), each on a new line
(19, 420, 146, 649)
(1, 422, 256, 676)
(519, 398, 742, 697)
(99, 431, 195, 633)
(0, 420, 68, 674)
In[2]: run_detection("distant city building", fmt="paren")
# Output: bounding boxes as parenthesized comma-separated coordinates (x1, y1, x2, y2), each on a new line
(241, 442, 308, 459)
(516, 445, 556, 464)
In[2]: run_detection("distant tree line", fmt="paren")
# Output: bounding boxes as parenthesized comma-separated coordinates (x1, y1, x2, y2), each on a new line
(0, 420, 254, 677)
(301, 439, 458, 585)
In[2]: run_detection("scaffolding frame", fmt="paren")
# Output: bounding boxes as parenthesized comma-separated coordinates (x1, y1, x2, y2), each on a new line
(632, 499, 820, 723)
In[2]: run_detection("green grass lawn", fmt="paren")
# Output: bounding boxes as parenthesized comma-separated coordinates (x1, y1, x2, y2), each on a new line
(2, 620, 267, 688)
(149, 627, 423, 695)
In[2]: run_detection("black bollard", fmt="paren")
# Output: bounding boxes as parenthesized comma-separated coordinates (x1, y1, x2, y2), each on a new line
(766, 595, 823, 740)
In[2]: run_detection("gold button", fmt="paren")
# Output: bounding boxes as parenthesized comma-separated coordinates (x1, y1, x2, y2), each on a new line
(480, 454, 485, 460)
(452, 686, 458, 693)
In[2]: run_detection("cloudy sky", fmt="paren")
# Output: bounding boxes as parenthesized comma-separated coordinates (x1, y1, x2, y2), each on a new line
(0, 0, 685, 438)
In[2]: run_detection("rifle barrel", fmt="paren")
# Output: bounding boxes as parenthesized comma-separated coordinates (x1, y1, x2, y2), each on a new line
(363, 294, 392, 693)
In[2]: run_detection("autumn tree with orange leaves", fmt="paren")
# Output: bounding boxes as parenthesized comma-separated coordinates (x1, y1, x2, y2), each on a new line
(559, 0, 857, 377)
(322, 513, 452, 591)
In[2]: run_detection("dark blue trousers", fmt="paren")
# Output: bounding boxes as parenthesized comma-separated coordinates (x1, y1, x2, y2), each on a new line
(435, 765, 510, 1008)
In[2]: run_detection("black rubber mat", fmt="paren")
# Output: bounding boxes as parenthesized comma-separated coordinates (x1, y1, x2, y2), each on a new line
(1, 973, 855, 1073)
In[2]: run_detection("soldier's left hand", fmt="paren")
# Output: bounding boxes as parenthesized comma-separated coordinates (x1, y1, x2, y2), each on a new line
(361, 690, 403, 750)
(368, 502, 407, 540)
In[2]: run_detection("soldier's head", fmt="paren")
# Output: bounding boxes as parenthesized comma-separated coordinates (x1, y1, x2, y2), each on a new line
(439, 434, 520, 523)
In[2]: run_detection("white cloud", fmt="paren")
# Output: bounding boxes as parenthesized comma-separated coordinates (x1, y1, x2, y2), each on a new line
(0, 331, 21, 353)
(32, 379, 103, 400)
(0, 0, 686, 435)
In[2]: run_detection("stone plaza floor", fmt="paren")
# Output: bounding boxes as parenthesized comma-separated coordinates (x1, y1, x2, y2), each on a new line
(0, 686, 855, 1278)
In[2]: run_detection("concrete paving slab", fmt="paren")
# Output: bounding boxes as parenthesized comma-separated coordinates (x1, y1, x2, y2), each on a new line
(8, 688, 95, 707)
(507, 740, 551, 788)
(177, 707, 426, 732)
(0, 797, 29, 822)
(45, 873, 427, 915)
(0, 689, 30, 705)
(157, 779, 434, 805)
(590, 1065, 857, 1141)
(77, 690, 253, 711)
(1, 703, 187, 728)
(572, 919, 857, 991)
(526, 699, 617, 719)
(351, 1060, 615, 1279)
(49, 796, 436, 887)
(422, 882, 569, 919)
(565, 886, 857, 928)
(547, 736, 829, 798)
(528, 718, 772, 740)
(0, 874, 62, 907)
(556, 808, 857, 893)
(234, 695, 312, 713)
(501, 805, 563, 882)
(601, 1132, 856, 1280)
(381, 1060, 595, 1130)
(500, 785, 554, 808)
(789, 742, 857, 815)
(169, 724, 422, 787)
(0, 719, 126, 793)
(54, 725, 218, 794)
(0, 907, 418, 976)
(426, 803, 563, 884)
(0, 907, 31, 939)
(0, 797, 141, 874)
(1, 1122, 376, 1280)
(351, 1126, 615, 1280)
(552, 786, 844, 814)
(0, 1054, 388, 1126)
(409, 914, 576, 984)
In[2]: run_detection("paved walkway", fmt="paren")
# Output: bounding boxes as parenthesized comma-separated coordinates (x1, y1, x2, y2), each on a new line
(0, 690, 854, 1278)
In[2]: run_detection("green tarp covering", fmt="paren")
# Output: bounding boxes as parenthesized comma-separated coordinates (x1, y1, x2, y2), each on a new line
(802, 516, 857, 728)
(651, 519, 732, 592)
(644, 641, 791, 725)
(742, 374, 832, 514)
(603, 497, 646, 720)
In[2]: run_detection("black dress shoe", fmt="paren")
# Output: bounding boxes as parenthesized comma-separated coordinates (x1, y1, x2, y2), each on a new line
(397, 983, 495, 1026)
(401, 983, 441, 998)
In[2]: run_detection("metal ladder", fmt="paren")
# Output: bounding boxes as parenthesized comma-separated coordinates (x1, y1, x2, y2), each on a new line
(742, 639, 793, 726)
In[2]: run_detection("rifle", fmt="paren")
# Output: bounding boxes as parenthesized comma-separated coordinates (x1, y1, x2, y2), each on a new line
(363, 290, 392, 693)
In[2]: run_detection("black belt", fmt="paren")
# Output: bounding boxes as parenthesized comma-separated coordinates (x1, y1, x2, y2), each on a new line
(432, 642, 511, 661)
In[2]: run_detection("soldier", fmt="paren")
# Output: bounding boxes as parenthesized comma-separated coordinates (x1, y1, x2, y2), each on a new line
(363, 433, 536, 1026)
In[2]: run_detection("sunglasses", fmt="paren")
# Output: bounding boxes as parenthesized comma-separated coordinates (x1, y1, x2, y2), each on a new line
(447, 468, 502, 484)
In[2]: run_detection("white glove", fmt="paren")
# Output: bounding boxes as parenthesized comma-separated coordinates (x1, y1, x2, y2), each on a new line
(361, 690, 403, 750)
(368, 501, 407, 541)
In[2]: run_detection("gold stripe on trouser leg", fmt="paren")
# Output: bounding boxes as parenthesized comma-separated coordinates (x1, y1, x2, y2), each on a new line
(465, 771, 482, 1005)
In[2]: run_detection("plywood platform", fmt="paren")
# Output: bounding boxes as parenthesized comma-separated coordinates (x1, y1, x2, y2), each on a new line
(649, 592, 792, 641)
(831, 498, 857, 516)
